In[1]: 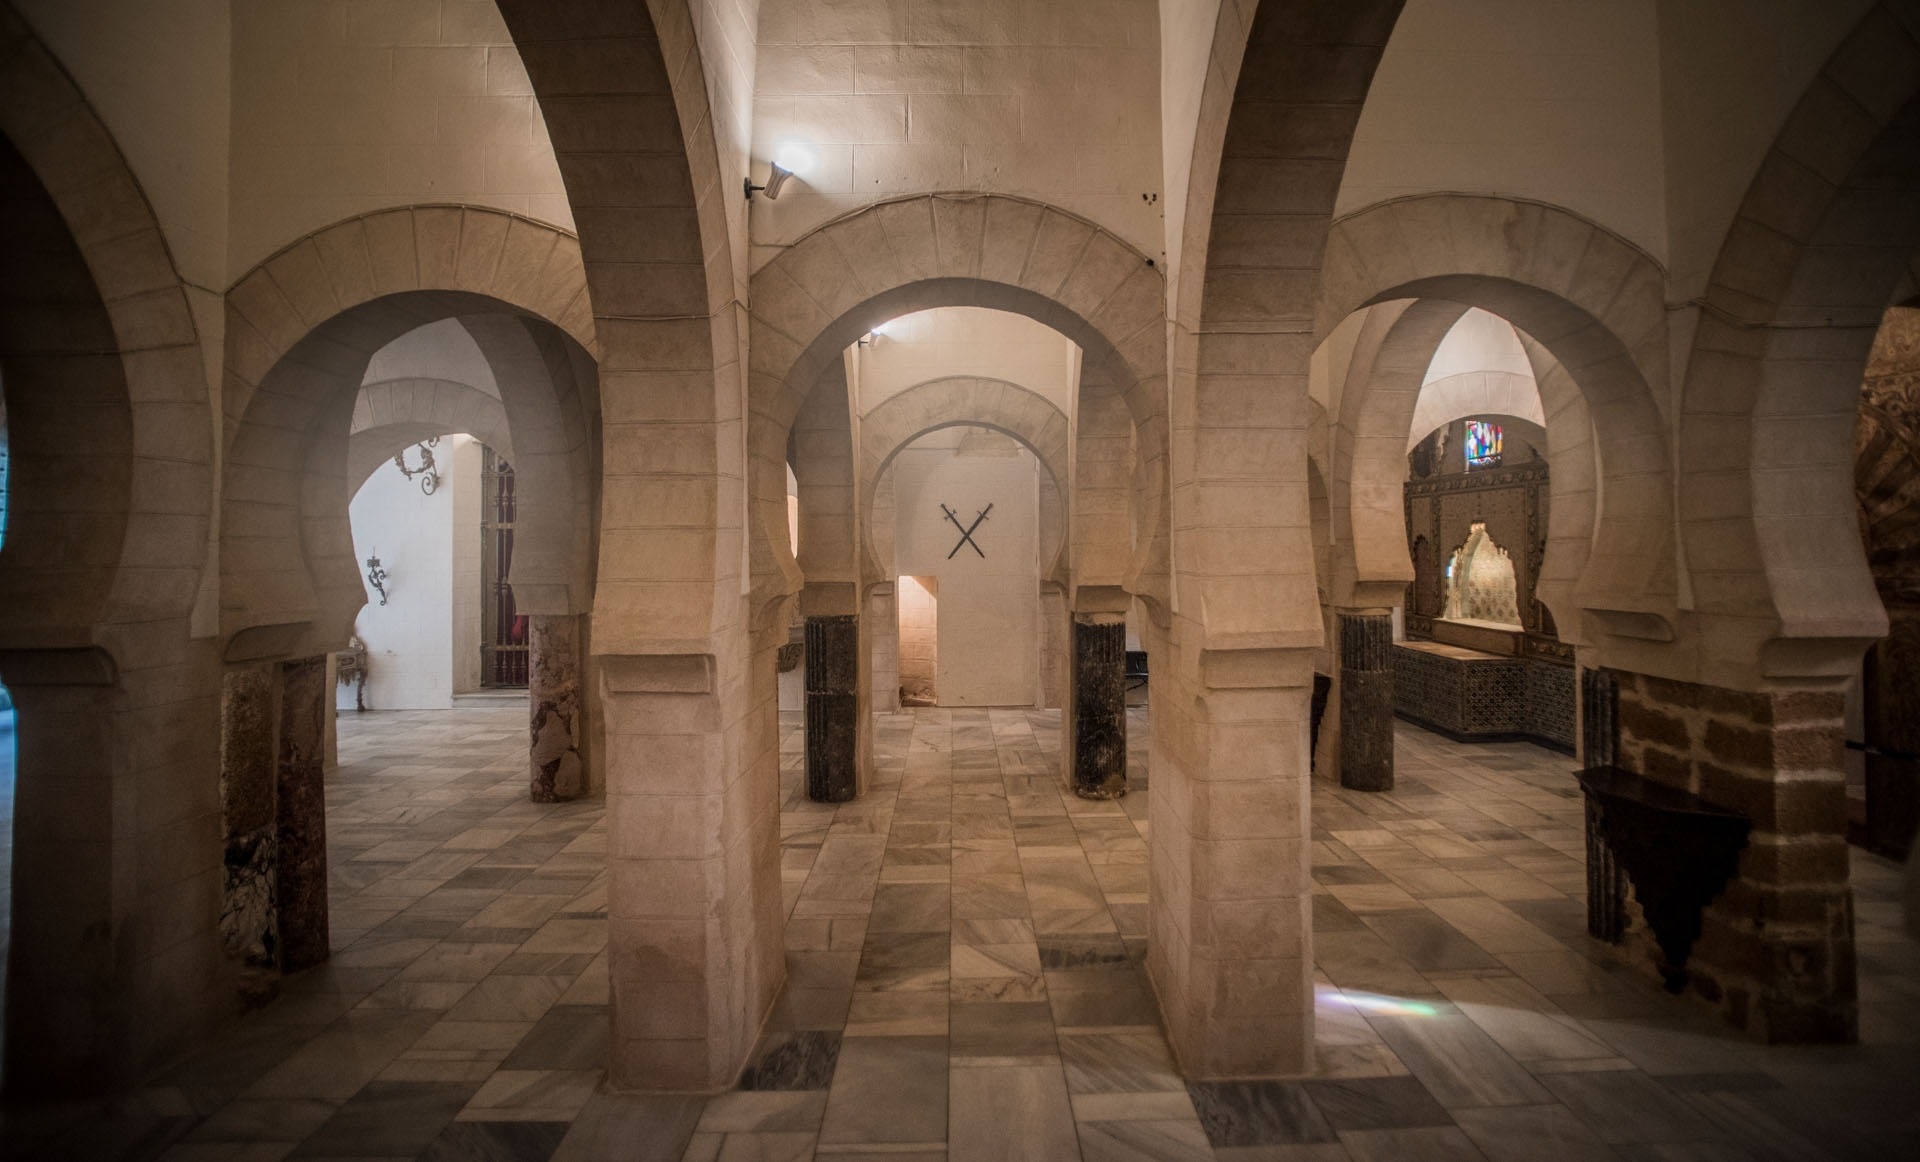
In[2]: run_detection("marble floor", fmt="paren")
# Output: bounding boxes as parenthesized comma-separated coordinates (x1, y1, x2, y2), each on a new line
(2, 704, 1917, 1161)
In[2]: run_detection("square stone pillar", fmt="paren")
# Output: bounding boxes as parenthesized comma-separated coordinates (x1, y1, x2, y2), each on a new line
(601, 652, 784, 1091)
(1613, 671, 1856, 1042)
(1148, 637, 1314, 1077)
(530, 613, 587, 802)
(1068, 614, 1128, 799)
(1, 649, 127, 1092)
(1335, 611, 1394, 792)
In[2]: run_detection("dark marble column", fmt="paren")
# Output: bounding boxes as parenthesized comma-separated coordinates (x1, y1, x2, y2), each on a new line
(1337, 612, 1394, 792)
(220, 666, 279, 999)
(530, 613, 586, 802)
(1070, 617, 1127, 800)
(275, 655, 330, 973)
(1580, 664, 1619, 768)
(805, 614, 859, 803)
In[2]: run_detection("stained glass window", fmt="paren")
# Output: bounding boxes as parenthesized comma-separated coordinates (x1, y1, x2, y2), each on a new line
(1465, 420, 1503, 469)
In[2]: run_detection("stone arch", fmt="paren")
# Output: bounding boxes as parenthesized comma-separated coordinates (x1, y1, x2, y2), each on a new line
(220, 207, 597, 659)
(1328, 299, 1470, 608)
(0, 2, 220, 1093)
(347, 378, 513, 492)
(747, 194, 1168, 627)
(1679, 1, 1920, 679)
(497, 0, 746, 660)
(857, 377, 1073, 583)
(1320, 194, 1674, 630)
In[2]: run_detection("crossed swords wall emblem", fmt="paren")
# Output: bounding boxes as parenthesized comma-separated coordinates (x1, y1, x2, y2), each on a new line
(941, 502, 993, 559)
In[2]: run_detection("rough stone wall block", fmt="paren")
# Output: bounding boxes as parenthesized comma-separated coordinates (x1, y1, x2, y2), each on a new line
(274, 655, 331, 973)
(804, 614, 859, 803)
(530, 614, 587, 802)
(1336, 613, 1394, 792)
(1612, 670, 1857, 1043)
(1069, 617, 1128, 800)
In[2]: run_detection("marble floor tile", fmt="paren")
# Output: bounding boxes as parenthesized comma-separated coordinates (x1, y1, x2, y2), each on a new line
(738, 1031, 842, 1091)
(1364, 1013, 1553, 1108)
(1450, 1103, 1620, 1162)
(290, 1079, 479, 1158)
(1074, 1118, 1213, 1162)
(817, 1036, 948, 1145)
(948, 1062, 1079, 1162)
(419, 1118, 569, 1162)
(1186, 1080, 1337, 1147)
(39, 707, 1910, 1162)
(1339, 1125, 1489, 1161)
(950, 1001, 1058, 1058)
(1301, 1075, 1451, 1131)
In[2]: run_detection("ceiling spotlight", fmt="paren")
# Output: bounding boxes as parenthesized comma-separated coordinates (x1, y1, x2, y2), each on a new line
(745, 161, 794, 202)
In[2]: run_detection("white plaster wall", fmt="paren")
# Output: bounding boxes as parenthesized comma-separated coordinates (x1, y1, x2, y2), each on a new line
(854, 308, 1078, 416)
(346, 435, 483, 710)
(16, 0, 230, 311)
(691, 0, 763, 296)
(1342, 0, 1670, 262)
(1656, 0, 1874, 300)
(1158, 0, 1223, 316)
(228, 0, 570, 278)
(749, 0, 1164, 267)
(1424, 308, 1531, 384)
(365, 319, 501, 396)
(891, 433, 1041, 707)
(450, 437, 482, 695)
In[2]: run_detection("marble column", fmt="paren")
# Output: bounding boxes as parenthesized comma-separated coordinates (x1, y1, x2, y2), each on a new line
(805, 614, 859, 803)
(1069, 615, 1127, 799)
(1336, 612, 1394, 792)
(275, 655, 330, 973)
(220, 666, 279, 998)
(530, 613, 586, 802)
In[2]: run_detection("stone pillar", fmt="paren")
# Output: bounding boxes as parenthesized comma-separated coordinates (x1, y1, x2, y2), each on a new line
(530, 613, 587, 801)
(1335, 612, 1393, 792)
(1614, 671, 1856, 1042)
(220, 666, 279, 1000)
(804, 614, 859, 803)
(602, 651, 784, 1091)
(1149, 639, 1315, 1077)
(0, 648, 125, 1092)
(1068, 615, 1127, 799)
(275, 655, 330, 973)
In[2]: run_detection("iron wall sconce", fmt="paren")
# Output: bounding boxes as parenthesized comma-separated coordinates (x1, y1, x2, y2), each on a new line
(365, 552, 389, 606)
(393, 436, 439, 494)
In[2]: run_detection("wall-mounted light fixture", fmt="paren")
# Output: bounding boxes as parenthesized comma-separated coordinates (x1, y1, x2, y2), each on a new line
(365, 551, 389, 606)
(745, 161, 794, 202)
(393, 436, 439, 494)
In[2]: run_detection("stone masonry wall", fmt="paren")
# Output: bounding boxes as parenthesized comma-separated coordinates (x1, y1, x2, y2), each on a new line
(1614, 672, 1856, 1042)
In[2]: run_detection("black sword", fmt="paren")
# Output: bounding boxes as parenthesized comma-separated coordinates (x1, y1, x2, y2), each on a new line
(941, 502, 992, 558)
